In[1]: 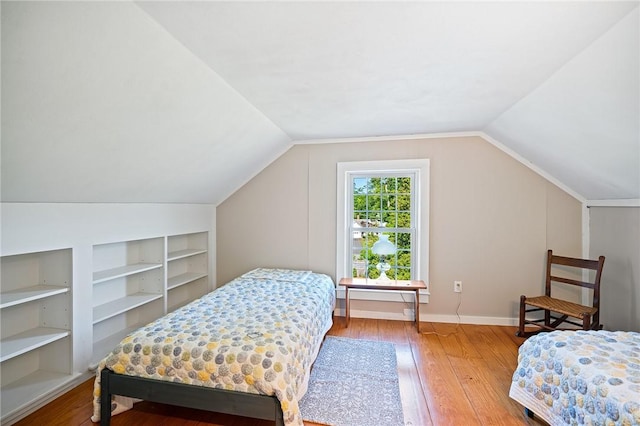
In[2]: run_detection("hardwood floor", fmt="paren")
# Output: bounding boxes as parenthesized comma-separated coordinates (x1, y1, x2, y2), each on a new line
(14, 319, 544, 426)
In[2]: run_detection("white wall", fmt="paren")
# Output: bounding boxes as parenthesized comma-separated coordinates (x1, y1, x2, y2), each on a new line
(1, 202, 216, 380)
(589, 207, 640, 332)
(217, 135, 584, 325)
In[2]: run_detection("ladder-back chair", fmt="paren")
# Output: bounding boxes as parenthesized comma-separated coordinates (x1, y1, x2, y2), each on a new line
(516, 250, 605, 338)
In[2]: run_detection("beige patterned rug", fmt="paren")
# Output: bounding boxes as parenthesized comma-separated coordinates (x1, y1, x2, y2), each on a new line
(299, 336, 404, 426)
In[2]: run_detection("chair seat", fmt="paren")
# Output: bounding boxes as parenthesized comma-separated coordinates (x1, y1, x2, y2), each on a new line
(525, 295, 598, 319)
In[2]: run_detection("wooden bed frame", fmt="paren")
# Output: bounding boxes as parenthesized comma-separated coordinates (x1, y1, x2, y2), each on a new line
(100, 367, 284, 425)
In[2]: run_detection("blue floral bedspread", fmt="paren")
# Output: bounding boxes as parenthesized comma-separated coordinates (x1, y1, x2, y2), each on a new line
(509, 330, 640, 425)
(92, 268, 336, 425)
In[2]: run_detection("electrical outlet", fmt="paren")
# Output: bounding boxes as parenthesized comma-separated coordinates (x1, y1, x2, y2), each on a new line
(454, 280, 462, 293)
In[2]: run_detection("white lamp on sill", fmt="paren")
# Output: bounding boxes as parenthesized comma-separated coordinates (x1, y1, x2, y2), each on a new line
(371, 234, 396, 281)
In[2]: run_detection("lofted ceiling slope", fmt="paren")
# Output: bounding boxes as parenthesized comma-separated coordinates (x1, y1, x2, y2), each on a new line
(1, 1, 638, 204)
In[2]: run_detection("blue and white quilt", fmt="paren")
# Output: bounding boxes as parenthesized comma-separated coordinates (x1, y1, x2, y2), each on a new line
(92, 268, 336, 426)
(510, 330, 640, 425)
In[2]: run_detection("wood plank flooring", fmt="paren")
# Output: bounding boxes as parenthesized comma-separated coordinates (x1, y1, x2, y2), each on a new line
(13, 319, 544, 426)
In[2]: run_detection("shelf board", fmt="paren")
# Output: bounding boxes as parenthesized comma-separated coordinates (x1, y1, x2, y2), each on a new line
(92, 292, 163, 324)
(93, 263, 163, 285)
(167, 272, 208, 290)
(0, 285, 69, 309)
(167, 248, 208, 262)
(0, 370, 78, 419)
(0, 327, 70, 363)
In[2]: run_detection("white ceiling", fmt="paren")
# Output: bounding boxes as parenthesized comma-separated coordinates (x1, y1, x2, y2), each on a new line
(1, 1, 638, 204)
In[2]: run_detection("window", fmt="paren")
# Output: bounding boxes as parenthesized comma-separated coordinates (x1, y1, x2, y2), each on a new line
(351, 175, 414, 279)
(337, 159, 429, 285)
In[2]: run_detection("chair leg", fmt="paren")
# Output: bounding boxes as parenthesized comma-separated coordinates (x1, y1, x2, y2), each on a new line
(544, 309, 551, 329)
(516, 295, 526, 337)
(583, 315, 591, 331)
(593, 313, 602, 330)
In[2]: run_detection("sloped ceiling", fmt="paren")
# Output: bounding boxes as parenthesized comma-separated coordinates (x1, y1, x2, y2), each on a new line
(1, 1, 638, 204)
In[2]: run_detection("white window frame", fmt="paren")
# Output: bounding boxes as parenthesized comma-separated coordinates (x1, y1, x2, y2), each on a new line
(336, 159, 430, 300)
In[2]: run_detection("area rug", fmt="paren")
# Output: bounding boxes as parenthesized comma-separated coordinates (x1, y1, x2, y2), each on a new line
(299, 336, 404, 426)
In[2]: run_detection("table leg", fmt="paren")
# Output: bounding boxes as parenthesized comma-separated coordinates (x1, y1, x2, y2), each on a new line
(415, 289, 420, 333)
(345, 286, 350, 327)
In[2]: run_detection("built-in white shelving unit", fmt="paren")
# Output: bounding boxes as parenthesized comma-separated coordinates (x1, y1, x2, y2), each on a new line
(1, 249, 77, 422)
(0, 229, 211, 423)
(91, 237, 164, 367)
(90, 233, 210, 368)
(167, 232, 209, 311)
(1, 202, 215, 425)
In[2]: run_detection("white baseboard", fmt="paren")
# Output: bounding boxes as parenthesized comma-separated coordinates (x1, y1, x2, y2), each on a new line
(334, 308, 518, 326)
(420, 313, 518, 326)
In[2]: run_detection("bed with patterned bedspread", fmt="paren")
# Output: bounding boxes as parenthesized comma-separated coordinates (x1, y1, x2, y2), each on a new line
(509, 330, 640, 425)
(91, 268, 336, 426)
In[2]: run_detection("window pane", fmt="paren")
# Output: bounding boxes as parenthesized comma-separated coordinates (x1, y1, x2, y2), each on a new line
(367, 195, 381, 210)
(381, 177, 397, 193)
(368, 178, 381, 194)
(398, 177, 411, 193)
(398, 212, 411, 227)
(352, 240, 367, 277)
(397, 194, 411, 211)
(367, 211, 381, 226)
(354, 195, 366, 211)
(383, 212, 397, 228)
(395, 249, 412, 279)
(353, 177, 368, 194)
(397, 232, 411, 250)
(382, 177, 398, 194)
(381, 195, 396, 211)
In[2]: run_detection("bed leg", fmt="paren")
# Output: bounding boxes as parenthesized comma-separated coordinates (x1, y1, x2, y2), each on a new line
(274, 402, 284, 426)
(524, 407, 534, 419)
(100, 368, 112, 426)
